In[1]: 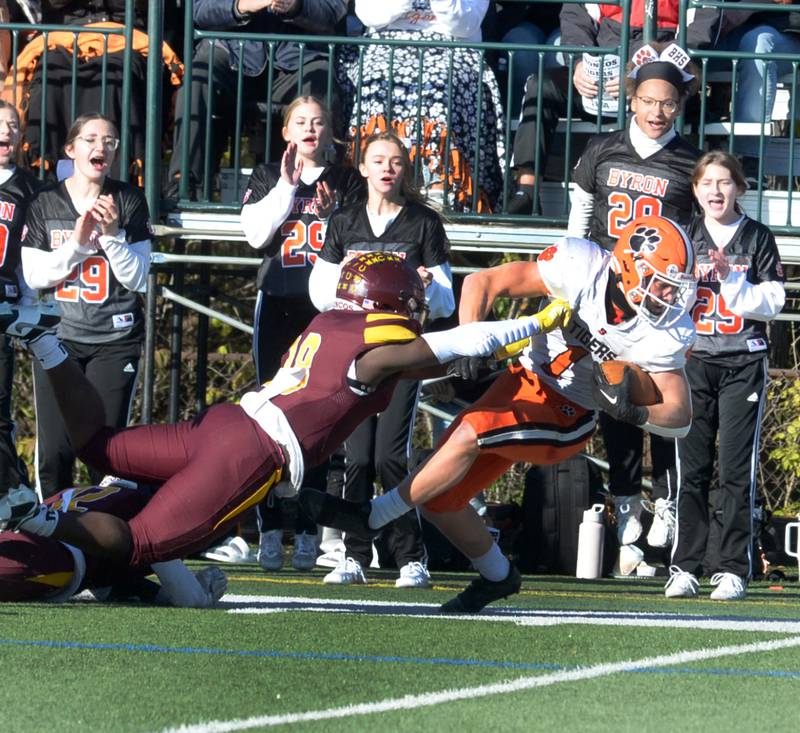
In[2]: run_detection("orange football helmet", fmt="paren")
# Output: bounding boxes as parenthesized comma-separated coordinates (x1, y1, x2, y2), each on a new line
(611, 215, 697, 327)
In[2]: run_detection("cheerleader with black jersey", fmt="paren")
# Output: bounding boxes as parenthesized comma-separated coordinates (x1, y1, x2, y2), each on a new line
(0, 101, 43, 496)
(308, 130, 455, 587)
(21, 113, 151, 497)
(240, 97, 363, 572)
(665, 152, 785, 602)
(567, 44, 702, 573)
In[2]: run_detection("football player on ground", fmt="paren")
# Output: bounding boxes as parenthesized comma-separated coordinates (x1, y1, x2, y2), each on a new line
(300, 215, 698, 612)
(0, 251, 570, 576)
(0, 478, 226, 607)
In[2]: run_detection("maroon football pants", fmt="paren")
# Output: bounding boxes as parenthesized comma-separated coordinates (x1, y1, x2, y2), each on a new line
(78, 403, 285, 566)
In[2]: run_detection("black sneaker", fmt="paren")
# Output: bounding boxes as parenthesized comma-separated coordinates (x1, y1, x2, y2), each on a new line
(440, 564, 522, 613)
(2, 303, 60, 343)
(297, 489, 378, 541)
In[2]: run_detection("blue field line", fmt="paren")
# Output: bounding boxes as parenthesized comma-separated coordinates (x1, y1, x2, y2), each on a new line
(0, 638, 562, 671)
(2, 637, 800, 682)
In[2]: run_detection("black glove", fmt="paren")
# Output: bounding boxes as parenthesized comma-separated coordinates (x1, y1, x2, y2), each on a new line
(447, 356, 490, 381)
(591, 362, 648, 426)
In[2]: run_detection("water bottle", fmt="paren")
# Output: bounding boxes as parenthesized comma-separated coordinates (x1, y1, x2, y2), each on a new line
(576, 504, 605, 579)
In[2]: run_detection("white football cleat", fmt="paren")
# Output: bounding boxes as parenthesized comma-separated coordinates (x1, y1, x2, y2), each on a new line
(0, 484, 43, 532)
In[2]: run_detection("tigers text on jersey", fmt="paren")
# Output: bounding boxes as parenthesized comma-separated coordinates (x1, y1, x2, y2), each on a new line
(689, 215, 784, 367)
(243, 163, 364, 296)
(522, 237, 695, 410)
(319, 200, 450, 271)
(22, 179, 151, 343)
(0, 167, 42, 302)
(241, 309, 420, 472)
(572, 125, 699, 250)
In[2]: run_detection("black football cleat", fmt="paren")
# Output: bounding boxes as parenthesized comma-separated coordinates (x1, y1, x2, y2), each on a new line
(440, 564, 522, 613)
(1, 303, 60, 343)
(297, 489, 378, 541)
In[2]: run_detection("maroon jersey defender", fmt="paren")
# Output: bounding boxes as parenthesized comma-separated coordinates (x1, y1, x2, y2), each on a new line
(1, 252, 562, 571)
(0, 482, 149, 602)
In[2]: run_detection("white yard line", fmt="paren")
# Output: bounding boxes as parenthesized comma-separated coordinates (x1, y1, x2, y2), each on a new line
(161, 635, 800, 733)
(222, 594, 800, 634)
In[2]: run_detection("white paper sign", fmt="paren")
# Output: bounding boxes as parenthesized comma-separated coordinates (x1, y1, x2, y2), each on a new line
(582, 53, 620, 117)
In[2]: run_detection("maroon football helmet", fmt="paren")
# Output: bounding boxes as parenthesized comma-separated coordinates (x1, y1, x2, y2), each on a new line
(336, 252, 426, 320)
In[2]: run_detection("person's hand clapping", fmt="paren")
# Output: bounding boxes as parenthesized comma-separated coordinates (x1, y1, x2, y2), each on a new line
(281, 142, 303, 186)
(90, 194, 120, 237)
(315, 180, 335, 219)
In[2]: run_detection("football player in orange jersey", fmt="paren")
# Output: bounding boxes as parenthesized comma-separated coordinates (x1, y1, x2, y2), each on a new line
(301, 215, 698, 611)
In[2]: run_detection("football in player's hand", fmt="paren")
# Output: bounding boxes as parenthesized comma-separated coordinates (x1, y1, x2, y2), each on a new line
(599, 360, 662, 406)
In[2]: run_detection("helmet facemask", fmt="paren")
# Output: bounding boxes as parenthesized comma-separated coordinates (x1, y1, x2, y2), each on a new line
(626, 261, 696, 328)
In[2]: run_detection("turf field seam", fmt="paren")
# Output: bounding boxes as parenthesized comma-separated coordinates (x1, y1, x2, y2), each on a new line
(158, 635, 800, 732)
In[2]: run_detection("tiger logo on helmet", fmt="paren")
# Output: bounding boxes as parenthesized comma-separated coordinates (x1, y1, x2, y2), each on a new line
(611, 215, 697, 327)
(336, 251, 426, 321)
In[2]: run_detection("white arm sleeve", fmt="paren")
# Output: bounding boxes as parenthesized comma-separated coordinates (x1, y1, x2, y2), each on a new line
(309, 257, 342, 312)
(152, 560, 211, 609)
(566, 184, 594, 239)
(421, 316, 540, 363)
(240, 178, 297, 249)
(424, 262, 455, 320)
(99, 234, 151, 293)
(356, 0, 414, 29)
(719, 271, 785, 321)
(20, 238, 95, 289)
(429, 0, 489, 39)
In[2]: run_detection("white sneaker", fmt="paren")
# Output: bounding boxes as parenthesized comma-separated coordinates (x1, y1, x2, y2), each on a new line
(258, 529, 284, 571)
(646, 498, 676, 549)
(613, 544, 644, 577)
(664, 566, 699, 598)
(291, 532, 318, 571)
(395, 561, 431, 588)
(316, 543, 345, 568)
(709, 572, 747, 601)
(323, 557, 367, 585)
(614, 494, 643, 545)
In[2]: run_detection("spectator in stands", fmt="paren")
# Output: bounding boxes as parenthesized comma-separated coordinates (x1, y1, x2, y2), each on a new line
(508, 0, 720, 215)
(666, 151, 785, 601)
(716, 2, 800, 187)
(307, 130, 455, 587)
(165, 0, 347, 201)
(336, 0, 504, 212)
(0, 100, 43, 500)
(481, 2, 561, 120)
(238, 95, 364, 572)
(20, 112, 151, 497)
(566, 44, 702, 576)
(4, 1, 182, 184)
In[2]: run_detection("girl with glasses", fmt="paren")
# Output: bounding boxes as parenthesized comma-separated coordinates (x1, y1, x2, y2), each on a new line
(565, 43, 702, 578)
(20, 112, 152, 498)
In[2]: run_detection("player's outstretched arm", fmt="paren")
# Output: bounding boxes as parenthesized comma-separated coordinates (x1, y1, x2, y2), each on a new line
(355, 300, 572, 387)
(459, 260, 548, 323)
